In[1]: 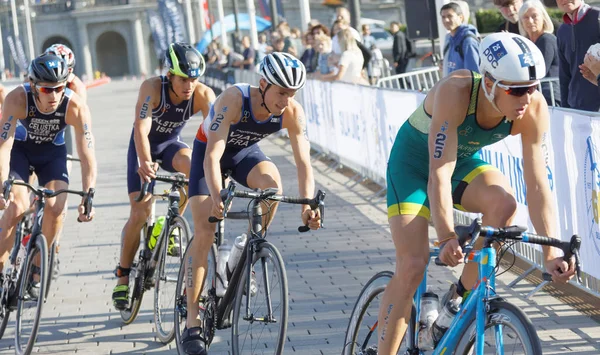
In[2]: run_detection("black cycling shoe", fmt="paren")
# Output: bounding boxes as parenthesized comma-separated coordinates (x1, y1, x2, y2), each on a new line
(181, 327, 207, 355)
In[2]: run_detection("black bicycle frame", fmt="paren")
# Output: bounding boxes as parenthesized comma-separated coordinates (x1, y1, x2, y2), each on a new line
(215, 197, 265, 329)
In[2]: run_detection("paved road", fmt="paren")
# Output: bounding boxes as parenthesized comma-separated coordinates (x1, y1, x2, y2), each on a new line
(0, 79, 599, 354)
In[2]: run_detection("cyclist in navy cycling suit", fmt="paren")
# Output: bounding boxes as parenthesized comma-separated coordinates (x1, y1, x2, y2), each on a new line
(180, 52, 322, 355)
(112, 42, 215, 310)
(0, 54, 97, 297)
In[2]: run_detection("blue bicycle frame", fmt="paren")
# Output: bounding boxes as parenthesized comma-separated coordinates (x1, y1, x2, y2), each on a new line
(412, 244, 501, 355)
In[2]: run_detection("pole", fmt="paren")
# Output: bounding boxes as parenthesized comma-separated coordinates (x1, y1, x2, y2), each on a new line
(23, 0, 35, 60)
(231, 0, 241, 53)
(216, 0, 228, 48)
(0, 16, 6, 80)
(10, 0, 19, 39)
(269, 0, 278, 32)
(184, 0, 196, 44)
(197, 0, 207, 33)
(348, 0, 360, 31)
(246, 0, 259, 50)
(298, 0, 311, 32)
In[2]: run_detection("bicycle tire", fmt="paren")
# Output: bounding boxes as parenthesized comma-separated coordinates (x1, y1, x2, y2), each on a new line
(45, 242, 57, 300)
(154, 215, 191, 344)
(343, 271, 416, 355)
(231, 241, 288, 355)
(454, 298, 542, 355)
(0, 305, 10, 339)
(15, 233, 49, 355)
(175, 239, 217, 354)
(120, 227, 147, 324)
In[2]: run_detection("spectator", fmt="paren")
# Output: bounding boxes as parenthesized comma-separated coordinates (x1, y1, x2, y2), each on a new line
(331, 19, 372, 70)
(519, 0, 560, 106)
(367, 43, 385, 85)
(440, 2, 480, 77)
(218, 46, 243, 70)
(237, 36, 255, 70)
(272, 37, 285, 53)
(334, 7, 362, 41)
(291, 27, 304, 56)
(277, 22, 295, 55)
(493, 0, 523, 34)
(557, 0, 600, 111)
(316, 28, 368, 85)
(300, 32, 318, 73)
(311, 24, 330, 38)
(454, 0, 471, 24)
(362, 24, 376, 50)
(390, 21, 409, 74)
(314, 34, 335, 75)
(257, 33, 270, 63)
(204, 41, 221, 66)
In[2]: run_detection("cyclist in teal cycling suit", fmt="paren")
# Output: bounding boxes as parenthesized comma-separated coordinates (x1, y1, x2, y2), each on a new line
(377, 32, 577, 354)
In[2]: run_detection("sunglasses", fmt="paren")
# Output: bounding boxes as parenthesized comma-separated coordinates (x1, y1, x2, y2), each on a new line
(497, 82, 539, 97)
(36, 85, 66, 94)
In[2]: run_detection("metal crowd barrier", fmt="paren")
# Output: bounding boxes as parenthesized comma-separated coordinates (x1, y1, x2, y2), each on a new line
(376, 66, 441, 92)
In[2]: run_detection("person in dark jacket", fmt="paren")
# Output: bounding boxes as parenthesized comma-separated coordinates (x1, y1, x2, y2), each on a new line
(557, 0, 600, 111)
(391, 21, 408, 74)
(494, 0, 523, 34)
(300, 32, 319, 73)
(519, 0, 561, 106)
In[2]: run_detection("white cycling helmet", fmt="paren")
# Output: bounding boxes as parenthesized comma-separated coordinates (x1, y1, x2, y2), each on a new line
(45, 44, 76, 72)
(259, 52, 306, 90)
(479, 32, 546, 110)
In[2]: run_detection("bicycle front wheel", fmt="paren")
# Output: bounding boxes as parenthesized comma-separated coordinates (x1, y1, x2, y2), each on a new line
(0, 303, 10, 339)
(154, 215, 191, 344)
(455, 299, 542, 355)
(232, 241, 288, 355)
(15, 233, 49, 355)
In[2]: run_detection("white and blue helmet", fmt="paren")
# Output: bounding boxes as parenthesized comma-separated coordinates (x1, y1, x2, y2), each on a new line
(259, 52, 306, 90)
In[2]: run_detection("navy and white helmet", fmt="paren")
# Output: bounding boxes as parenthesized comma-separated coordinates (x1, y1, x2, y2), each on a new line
(28, 53, 70, 84)
(259, 52, 306, 90)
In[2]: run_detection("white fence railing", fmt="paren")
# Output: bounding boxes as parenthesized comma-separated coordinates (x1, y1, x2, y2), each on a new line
(376, 66, 441, 92)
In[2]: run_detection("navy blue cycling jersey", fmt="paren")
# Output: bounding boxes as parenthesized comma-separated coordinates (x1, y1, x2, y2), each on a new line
(196, 84, 283, 150)
(148, 75, 195, 143)
(14, 83, 72, 146)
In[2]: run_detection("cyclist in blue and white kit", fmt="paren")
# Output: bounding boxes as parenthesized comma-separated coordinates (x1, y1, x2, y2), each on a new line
(0, 54, 97, 296)
(180, 52, 322, 355)
(112, 42, 216, 310)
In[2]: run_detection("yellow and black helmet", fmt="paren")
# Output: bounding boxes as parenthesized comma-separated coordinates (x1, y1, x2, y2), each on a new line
(165, 42, 206, 79)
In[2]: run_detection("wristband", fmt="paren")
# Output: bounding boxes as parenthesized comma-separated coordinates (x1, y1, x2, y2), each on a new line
(434, 232, 458, 247)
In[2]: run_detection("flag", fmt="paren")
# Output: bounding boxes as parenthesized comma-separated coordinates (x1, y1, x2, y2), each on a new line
(147, 9, 168, 61)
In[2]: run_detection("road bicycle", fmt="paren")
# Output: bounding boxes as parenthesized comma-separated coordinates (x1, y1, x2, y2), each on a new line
(343, 218, 582, 355)
(174, 178, 326, 354)
(0, 178, 93, 355)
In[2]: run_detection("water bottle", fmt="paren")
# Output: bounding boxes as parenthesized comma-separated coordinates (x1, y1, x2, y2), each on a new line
(417, 291, 439, 350)
(15, 234, 30, 271)
(227, 234, 247, 277)
(216, 240, 231, 297)
(432, 298, 461, 345)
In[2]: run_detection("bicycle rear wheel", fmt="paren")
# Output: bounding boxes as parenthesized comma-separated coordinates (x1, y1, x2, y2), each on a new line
(0, 303, 10, 339)
(175, 239, 217, 353)
(15, 233, 49, 355)
(120, 226, 148, 324)
(154, 215, 191, 344)
(343, 271, 415, 355)
(45, 242, 57, 300)
(232, 241, 288, 355)
(455, 299, 542, 355)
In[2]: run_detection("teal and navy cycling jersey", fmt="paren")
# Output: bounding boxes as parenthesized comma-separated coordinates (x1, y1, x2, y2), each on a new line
(196, 84, 283, 150)
(147, 75, 195, 143)
(15, 83, 72, 146)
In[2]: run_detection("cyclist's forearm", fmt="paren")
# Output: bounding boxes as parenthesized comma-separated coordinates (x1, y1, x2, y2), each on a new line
(80, 151, 97, 192)
(527, 188, 560, 259)
(0, 143, 13, 185)
(296, 163, 314, 210)
(428, 176, 455, 241)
